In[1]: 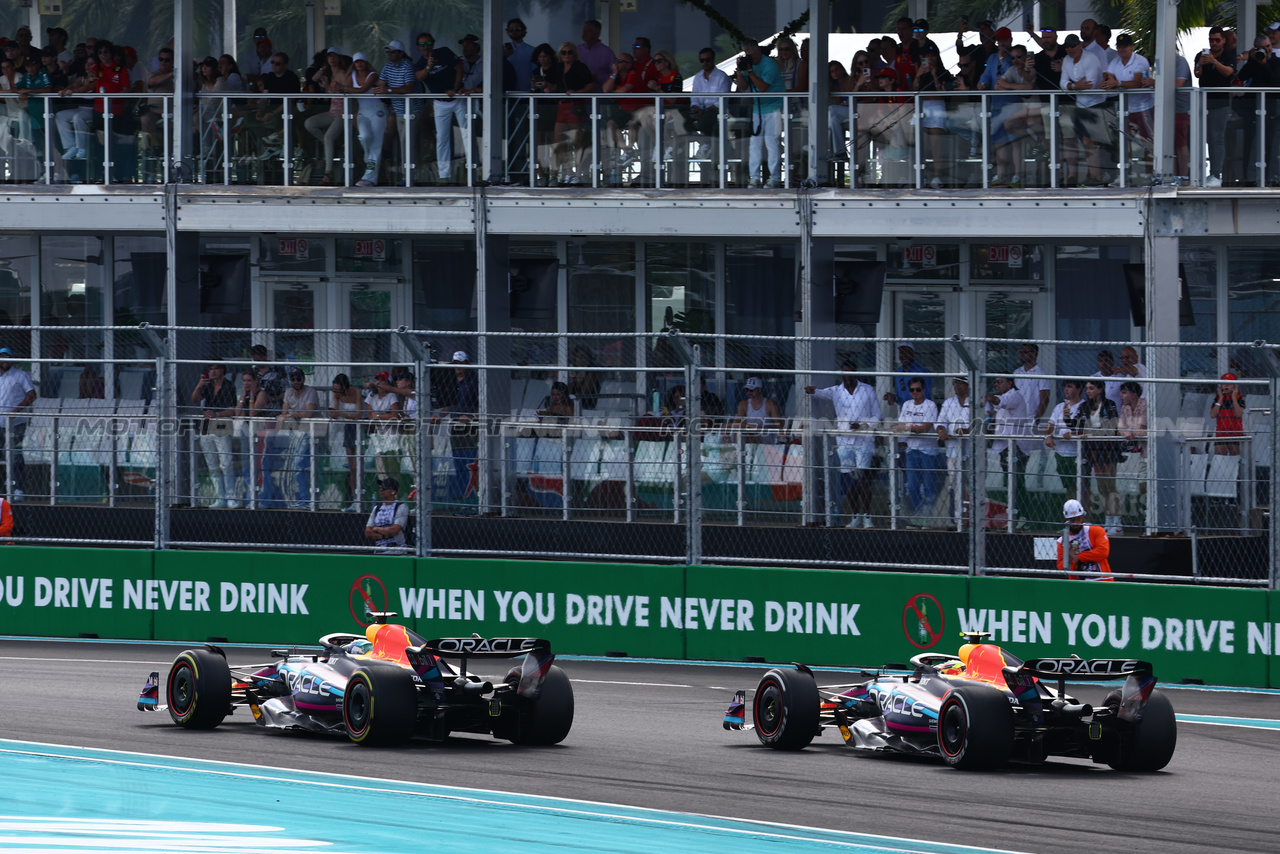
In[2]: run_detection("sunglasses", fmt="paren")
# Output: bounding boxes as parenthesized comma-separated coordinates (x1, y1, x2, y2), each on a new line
(418, 41, 433, 47)
(700, 56, 714, 62)
(655, 57, 667, 63)
(560, 50, 575, 56)
(253, 34, 268, 39)
(271, 60, 285, 66)
(633, 44, 644, 49)
(909, 387, 924, 393)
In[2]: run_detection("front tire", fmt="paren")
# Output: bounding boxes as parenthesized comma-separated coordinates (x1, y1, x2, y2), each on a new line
(1108, 689, 1177, 772)
(752, 668, 819, 750)
(511, 665, 574, 745)
(937, 683, 1014, 770)
(166, 648, 231, 730)
(343, 662, 418, 746)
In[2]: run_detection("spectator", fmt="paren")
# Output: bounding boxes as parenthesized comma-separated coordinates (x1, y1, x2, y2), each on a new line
(1234, 35, 1280, 185)
(548, 41, 594, 185)
(530, 42, 557, 184)
(1092, 349, 1123, 405)
(726, 376, 782, 443)
(1060, 34, 1107, 187)
(1195, 26, 1234, 187)
(364, 370, 401, 482)
(0, 489, 10, 538)
(1081, 378, 1121, 534)
(733, 38, 785, 188)
(18, 50, 63, 156)
(46, 26, 71, 70)
(377, 40, 422, 184)
(277, 367, 319, 508)
(915, 42, 953, 188)
(698, 375, 725, 426)
(234, 369, 277, 506)
(601, 53, 642, 176)
(504, 18, 535, 93)
(346, 52, 384, 187)
(828, 58, 857, 162)
(0, 55, 30, 144)
(1088, 24, 1118, 68)
(1118, 379, 1147, 509)
(217, 54, 244, 91)
(689, 47, 731, 160)
(140, 44, 174, 149)
(567, 345, 600, 409)
(0, 347, 36, 501)
(250, 343, 285, 404)
(634, 49, 682, 170)
(805, 359, 880, 528)
(1211, 372, 1246, 455)
(1030, 25, 1065, 89)
(936, 376, 972, 527)
(1044, 379, 1085, 500)
(977, 27, 1013, 91)
(578, 19, 616, 88)
(892, 376, 941, 526)
(435, 34, 482, 186)
(956, 19, 997, 64)
(885, 341, 929, 407)
(1013, 343, 1050, 423)
(984, 375, 1031, 520)
(775, 37, 800, 90)
(364, 476, 409, 551)
(330, 373, 365, 512)
(394, 373, 419, 487)
(1056, 498, 1113, 580)
(538, 380, 574, 423)
(1102, 34, 1154, 174)
(1116, 345, 1147, 396)
(191, 362, 238, 508)
(248, 51, 300, 162)
(990, 43, 1038, 188)
(413, 33, 456, 179)
(1270, 21, 1280, 57)
(12, 25, 33, 69)
(306, 49, 349, 185)
(430, 350, 479, 501)
(246, 33, 273, 88)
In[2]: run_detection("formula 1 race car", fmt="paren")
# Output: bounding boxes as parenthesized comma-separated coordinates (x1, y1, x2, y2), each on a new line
(138, 614, 573, 746)
(723, 633, 1176, 771)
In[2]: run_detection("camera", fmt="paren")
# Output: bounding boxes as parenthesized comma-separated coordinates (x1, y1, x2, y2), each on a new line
(736, 55, 753, 73)
(1254, 49, 1269, 63)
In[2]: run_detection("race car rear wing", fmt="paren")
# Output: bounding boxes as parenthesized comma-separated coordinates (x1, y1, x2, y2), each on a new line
(1020, 657, 1153, 680)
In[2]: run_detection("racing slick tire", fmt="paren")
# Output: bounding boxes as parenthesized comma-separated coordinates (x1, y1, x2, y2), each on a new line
(343, 662, 418, 746)
(1103, 688, 1177, 772)
(752, 668, 819, 750)
(511, 665, 574, 745)
(937, 683, 1014, 770)
(166, 648, 232, 730)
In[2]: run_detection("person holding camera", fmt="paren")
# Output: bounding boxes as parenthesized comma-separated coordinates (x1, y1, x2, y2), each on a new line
(191, 363, 237, 508)
(1195, 26, 1236, 187)
(1235, 35, 1280, 185)
(1211, 372, 1246, 455)
(733, 38, 785, 188)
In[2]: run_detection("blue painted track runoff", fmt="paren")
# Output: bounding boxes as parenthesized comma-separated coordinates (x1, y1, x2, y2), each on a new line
(0, 739, 1029, 854)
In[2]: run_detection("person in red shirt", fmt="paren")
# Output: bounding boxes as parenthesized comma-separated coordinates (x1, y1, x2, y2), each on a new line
(1210, 372, 1246, 455)
(1056, 498, 1113, 580)
(0, 494, 12, 540)
(93, 43, 130, 118)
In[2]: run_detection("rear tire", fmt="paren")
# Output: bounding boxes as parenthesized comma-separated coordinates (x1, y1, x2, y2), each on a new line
(512, 665, 574, 745)
(166, 648, 232, 730)
(937, 683, 1014, 770)
(752, 668, 819, 750)
(1108, 689, 1177, 772)
(343, 662, 418, 746)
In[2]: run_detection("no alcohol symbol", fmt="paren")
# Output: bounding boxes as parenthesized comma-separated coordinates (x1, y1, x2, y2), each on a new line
(349, 574, 388, 627)
(903, 592, 944, 649)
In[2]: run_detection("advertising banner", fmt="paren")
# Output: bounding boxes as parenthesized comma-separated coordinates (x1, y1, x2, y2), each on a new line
(683, 566, 971, 667)
(967, 577, 1273, 687)
(0, 547, 155, 639)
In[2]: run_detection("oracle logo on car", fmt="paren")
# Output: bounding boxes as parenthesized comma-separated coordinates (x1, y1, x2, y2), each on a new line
(432, 637, 538, 654)
(1026, 658, 1140, 676)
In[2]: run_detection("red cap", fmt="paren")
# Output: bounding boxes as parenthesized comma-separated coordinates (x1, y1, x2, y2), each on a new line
(877, 68, 897, 78)
(376, 372, 390, 381)
(994, 26, 1012, 39)
(1221, 372, 1237, 381)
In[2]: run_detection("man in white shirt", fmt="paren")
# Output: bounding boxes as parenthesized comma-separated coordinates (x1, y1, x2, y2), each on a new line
(985, 375, 1032, 522)
(936, 376, 972, 527)
(1115, 345, 1147, 397)
(893, 377, 941, 525)
(0, 347, 36, 501)
(1012, 343, 1050, 425)
(1043, 378, 1085, 500)
(1059, 34, 1107, 186)
(689, 47, 731, 159)
(1091, 349, 1126, 406)
(805, 359, 880, 528)
(1086, 24, 1118, 68)
(1102, 34, 1154, 162)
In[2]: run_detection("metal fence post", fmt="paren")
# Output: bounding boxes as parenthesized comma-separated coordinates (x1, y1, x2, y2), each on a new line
(950, 336, 983, 576)
(687, 361, 702, 566)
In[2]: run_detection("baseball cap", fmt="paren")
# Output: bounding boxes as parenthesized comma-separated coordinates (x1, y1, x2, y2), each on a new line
(0, 347, 11, 356)
(1221, 372, 1238, 381)
(326, 46, 339, 54)
(452, 350, 469, 363)
(46, 26, 67, 39)
(1063, 34, 1082, 48)
(459, 34, 480, 44)
(288, 367, 305, 380)
(914, 18, 929, 30)
(744, 377, 763, 390)
(386, 39, 406, 52)
(897, 341, 915, 351)
(375, 371, 391, 382)
(1063, 499, 1086, 519)
(379, 476, 399, 491)
(352, 51, 367, 62)
(994, 26, 1012, 40)
(953, 375, 969, 383)
(1115, 33, 1134, 47)
(1269, 22, 1280, 32)
(123, 46, 137, 56)
(876, 68, 896, 78)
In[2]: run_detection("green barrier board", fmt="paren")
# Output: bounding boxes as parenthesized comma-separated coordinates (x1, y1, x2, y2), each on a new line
(404, 558, 687, 659)
(0, 547, 155, 639)
(684, 566, 970, 667)
(151, 551, 416, 644)
(968, 577, 1271, 687)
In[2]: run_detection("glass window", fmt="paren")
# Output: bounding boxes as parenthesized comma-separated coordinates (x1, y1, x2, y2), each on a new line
(195, 238, 252, 366)
(1054, 244, 1135, 380)
(886, 242, 960, 281)
(0, 236, 34, 363)
(259, 235, 326, 273)
(567, 240, 636, 368)
(971, 243, 1045, 282)
(1179, 244, 1217, 379)
(1227, 245, 1280, 378)
(336, 238, 403, 275)
(413, 238, 477, 367)
(646, 242, 714, 368)
(41, 236, 105, 369)
(509, 241, 559, 368)
(112, 236, 167, 391)
(725, 243, 796, 413)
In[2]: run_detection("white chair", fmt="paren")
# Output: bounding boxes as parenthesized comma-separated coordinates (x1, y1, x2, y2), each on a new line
(1204, 454, 1240, 499)
(1186, 452, 1210, 498)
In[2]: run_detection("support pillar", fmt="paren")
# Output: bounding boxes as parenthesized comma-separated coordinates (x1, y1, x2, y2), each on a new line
(1145, 224, 1180, 532)
(1152, 0, 1178, 183)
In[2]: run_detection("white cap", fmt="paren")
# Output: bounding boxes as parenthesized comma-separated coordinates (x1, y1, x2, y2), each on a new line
(352, 51, 367, 62)
(744, 377, 763, 390)
(452, 350, 469, 363)
(897, 341, 914, 351)
(1063, 499, 1086, 519)
(386, 39, 406, 52)
(326, 46, 339, 54)
(1269, 21, 1280, 31)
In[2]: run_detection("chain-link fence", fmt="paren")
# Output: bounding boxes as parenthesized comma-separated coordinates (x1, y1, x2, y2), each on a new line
(0, 327, 1275, 587)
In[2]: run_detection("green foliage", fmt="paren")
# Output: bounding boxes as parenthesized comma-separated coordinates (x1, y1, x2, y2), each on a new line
(677, 0, 809, 50)
(881, 0, 1021, 33)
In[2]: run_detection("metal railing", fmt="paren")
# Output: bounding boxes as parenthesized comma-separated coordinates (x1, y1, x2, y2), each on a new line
(0, 327, 1276, 586)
